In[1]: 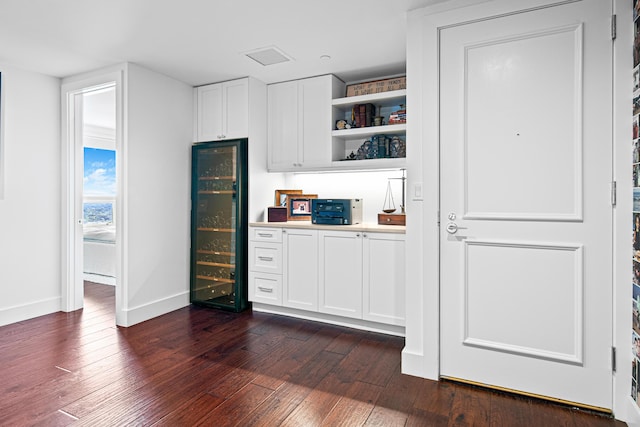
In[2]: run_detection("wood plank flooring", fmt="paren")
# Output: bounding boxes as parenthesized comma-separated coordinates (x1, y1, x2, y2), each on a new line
(0, 282, 628, 426)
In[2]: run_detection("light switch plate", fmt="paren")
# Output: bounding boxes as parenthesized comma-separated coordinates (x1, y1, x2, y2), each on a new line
(413, 182, 423, 201)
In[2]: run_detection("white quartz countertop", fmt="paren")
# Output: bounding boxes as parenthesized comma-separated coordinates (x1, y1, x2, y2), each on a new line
(249, 221, 405, 234)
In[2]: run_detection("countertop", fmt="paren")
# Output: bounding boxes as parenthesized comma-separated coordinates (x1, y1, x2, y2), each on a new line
(249, 221, 405, 234)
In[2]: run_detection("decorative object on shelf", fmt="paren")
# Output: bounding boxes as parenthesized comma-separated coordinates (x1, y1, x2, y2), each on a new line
(353, 135, 404, 161)
(335, 119, 349, 130)
(267, 206, 288, 222)
(390, 136, 406, 158)
(378, 169, 406, 226)
(373, 105, 384, 126)
(287, 194, 318, 221)
(389, 105, 407, 124)
(382, 181, 396, 213)
(346, 76, 406, 97)
(274, 189, 302, 207)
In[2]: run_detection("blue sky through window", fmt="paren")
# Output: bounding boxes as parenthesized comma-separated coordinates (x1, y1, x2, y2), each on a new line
(84, 147, 116, 196)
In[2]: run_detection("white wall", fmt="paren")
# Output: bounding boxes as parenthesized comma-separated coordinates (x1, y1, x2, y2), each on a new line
(120, 63, 193, 325)
(0, 64, 61, 326)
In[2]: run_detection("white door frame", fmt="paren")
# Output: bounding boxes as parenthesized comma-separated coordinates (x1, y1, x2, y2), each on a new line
(404, 0, 635, 421)
(61, 66, 126, 325)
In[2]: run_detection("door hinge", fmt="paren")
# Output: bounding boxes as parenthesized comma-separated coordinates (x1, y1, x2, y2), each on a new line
(611, 181, 617, 207)
(611, 14, 617, 40)
(612, 346, 617, 373)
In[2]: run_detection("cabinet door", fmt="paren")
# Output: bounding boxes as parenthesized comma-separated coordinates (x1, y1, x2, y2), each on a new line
(222, 79, 249, 139)
(298, 76, 332, 168)
(318, 230, 362, 318)
(282, 228, 318, 311)
(268, 80, 299, 170)
(362, 232, 405, 325)
(197, 83, 224, 141)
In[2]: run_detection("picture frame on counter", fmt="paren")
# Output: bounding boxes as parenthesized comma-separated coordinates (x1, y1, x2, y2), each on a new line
(287, 194, 318, 221)
(274, 189, 302, 207)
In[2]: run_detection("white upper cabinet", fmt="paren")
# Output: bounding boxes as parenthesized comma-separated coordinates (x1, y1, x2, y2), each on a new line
(268, 75, 345, 171)
(196, 78, 249, 142)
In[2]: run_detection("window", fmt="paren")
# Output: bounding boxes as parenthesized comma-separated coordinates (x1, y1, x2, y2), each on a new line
(83, 147, 116, 242)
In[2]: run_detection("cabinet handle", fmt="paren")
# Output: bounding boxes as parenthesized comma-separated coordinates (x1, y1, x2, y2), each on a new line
(363, 233, 367, 238)
(258, 256, 274, 261)
(257, 232, 273, 237)
(257, 286, 273, 293)
(356, 233, 361, 237)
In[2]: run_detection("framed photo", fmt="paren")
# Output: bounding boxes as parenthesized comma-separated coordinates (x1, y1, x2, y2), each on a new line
(274, 189, 302, 207)
(287, 194, 318, 221)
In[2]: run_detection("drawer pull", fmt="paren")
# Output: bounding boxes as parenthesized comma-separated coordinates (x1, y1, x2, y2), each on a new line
(258, 256, 274, 261)
(257, 286, 273, 293)
(257, 232, 273, 237)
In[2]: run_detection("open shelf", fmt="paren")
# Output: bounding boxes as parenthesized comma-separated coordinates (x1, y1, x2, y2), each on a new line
(332, 89, 407, 108)
(332, 123, 406, 139)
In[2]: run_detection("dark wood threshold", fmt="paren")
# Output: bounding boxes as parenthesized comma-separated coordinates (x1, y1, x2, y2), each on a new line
(0, 281, 627, 426)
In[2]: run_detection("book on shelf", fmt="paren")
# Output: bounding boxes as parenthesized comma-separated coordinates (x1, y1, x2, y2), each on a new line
(353, 103, 376, 127)
(389, 109, 407, 125)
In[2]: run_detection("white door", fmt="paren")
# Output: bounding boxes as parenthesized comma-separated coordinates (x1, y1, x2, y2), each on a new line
(439, 0, 613, 411)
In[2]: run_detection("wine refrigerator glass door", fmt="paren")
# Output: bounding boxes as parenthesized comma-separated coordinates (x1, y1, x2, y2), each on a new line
(191, 139, 247, 311)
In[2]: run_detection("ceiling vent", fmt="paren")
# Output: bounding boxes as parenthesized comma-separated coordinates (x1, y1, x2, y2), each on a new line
(244, 46, 293, 66)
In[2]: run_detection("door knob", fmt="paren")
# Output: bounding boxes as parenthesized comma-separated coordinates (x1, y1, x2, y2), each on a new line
(446, 222, 459, 234)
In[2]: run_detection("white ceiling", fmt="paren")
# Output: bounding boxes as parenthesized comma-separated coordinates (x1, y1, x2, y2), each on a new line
(0, 0, 446, 86)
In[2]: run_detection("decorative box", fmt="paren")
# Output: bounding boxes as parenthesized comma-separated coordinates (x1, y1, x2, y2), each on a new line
(268, 206, 288, 222)
(378, 213, 406, 226)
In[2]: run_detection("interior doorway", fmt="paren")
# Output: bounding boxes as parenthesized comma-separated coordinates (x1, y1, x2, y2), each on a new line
(61, 69, 124, 323)
(81, 85, 116, 290)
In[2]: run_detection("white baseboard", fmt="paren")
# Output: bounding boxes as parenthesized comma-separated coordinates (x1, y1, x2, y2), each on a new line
(116, 291, 189, 327)
(619, 397, 640, 426)
(83, 273, 115, 286)
(0, 296, 61, 327)
(252, 303, 405, 337)
(401, 348, 436, 380)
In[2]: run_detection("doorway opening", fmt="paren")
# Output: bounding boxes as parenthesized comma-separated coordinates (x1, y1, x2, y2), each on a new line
(81, 85, 117, 310)
(61, 69, 123, 323)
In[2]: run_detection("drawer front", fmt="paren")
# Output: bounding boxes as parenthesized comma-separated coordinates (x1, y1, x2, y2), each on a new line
(249, 272, 282, 305)
(250, 227, 282, 243)
(249, 241, 282, 274)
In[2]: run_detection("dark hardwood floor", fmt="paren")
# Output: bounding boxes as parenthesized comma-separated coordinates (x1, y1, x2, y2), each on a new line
(0, 282, 627, 426)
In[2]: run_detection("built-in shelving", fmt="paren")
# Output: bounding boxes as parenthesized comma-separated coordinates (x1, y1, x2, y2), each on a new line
(331, 87, 406, 169)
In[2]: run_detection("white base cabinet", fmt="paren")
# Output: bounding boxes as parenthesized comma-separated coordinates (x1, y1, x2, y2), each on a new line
(249, 225, 405, 332)
(318, 230, 363, 319)
(283, 228, 318, 311)
(363, 232, 406, 326)
(248, 227, 282, 305)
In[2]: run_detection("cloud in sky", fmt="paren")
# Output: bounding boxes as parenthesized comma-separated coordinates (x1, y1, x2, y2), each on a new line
(84, 148, 116, 196)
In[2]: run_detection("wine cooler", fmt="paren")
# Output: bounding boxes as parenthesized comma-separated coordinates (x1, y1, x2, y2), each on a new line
(190, 138, 248, 311)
